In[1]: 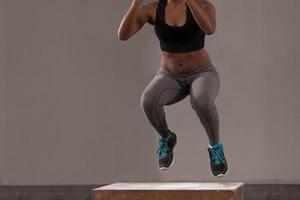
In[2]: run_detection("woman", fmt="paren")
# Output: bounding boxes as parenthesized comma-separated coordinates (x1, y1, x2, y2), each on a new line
(118, 0, 228, 177)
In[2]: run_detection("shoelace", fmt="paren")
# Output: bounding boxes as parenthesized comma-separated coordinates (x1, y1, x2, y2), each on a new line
(210, 147, 225, 165)
(156, 138, 170, 156)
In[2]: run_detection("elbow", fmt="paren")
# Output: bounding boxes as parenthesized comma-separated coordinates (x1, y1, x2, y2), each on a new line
(206, 31, 215, 35)
(117, 29, 130, 41)
(205, 29, 215, 35)
(205, 26, 216, 35)
(118, 35, 129, 41)
(118, 33, 129, 41)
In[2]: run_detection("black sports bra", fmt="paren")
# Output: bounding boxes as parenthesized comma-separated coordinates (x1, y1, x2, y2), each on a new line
(154, 0, 206, 53)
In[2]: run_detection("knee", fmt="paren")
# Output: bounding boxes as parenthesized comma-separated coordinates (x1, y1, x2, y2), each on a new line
(190, 94, 214, 111)
(140, 90, 156, 111)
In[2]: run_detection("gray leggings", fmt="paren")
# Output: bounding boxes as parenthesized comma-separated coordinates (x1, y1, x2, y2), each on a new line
(140, 64, 221, 146)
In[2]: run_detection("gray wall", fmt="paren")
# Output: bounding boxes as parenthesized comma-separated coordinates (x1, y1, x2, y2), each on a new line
(0, 0, 299, 185)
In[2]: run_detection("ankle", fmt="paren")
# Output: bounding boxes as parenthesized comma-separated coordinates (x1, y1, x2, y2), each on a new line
(164, 130, 172, 139)
(209, 141, 221, 148)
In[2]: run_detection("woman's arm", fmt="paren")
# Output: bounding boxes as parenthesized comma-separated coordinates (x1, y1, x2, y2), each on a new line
(185, 0, 216, 35)
(118, 0, 150, 41)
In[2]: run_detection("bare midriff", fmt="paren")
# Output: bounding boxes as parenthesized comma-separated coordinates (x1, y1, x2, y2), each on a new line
(160, 48, 213, 75)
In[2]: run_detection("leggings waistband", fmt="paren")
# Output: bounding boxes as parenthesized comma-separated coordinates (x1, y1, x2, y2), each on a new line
(159, 63, 215, 78)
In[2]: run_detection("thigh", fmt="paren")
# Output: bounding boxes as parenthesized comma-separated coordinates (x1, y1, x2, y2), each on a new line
(141, 69, 189, 106)
(189, 70, 220, 101)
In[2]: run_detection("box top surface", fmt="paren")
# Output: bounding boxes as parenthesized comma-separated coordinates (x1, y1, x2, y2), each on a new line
(93, 182, 244, 191)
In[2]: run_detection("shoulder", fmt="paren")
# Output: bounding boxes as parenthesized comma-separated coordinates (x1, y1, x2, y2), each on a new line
(140, 1, 159, 13)
(141, 1, 159, 25)
(148, 0, 159, 9)
(196, 0, 216, 12)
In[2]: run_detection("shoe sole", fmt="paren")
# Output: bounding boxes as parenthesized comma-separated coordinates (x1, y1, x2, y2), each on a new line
(158, 134, 177, 170)
(214, 165, 230, 178)
(159, 156, 175, 170)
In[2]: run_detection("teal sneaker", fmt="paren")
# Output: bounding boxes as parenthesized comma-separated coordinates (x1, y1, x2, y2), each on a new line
(207, 142, 228, 177)
(156, 131, 177, 170)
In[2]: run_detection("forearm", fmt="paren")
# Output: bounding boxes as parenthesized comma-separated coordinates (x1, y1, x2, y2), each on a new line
(118, 1, 142, 40)
(185, 0, 215, 34)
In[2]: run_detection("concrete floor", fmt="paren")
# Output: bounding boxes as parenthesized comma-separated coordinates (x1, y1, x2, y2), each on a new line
(0, 184, 299, 200)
